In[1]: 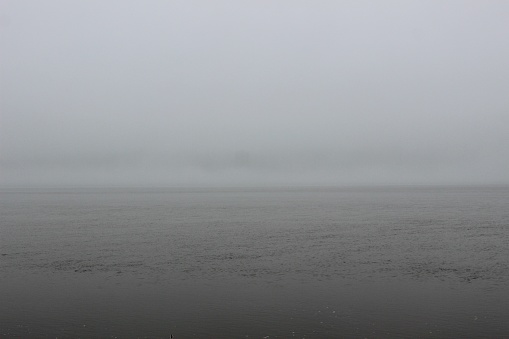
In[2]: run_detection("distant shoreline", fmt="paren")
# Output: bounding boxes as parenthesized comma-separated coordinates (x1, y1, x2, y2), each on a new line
(1, 184, 508, 194)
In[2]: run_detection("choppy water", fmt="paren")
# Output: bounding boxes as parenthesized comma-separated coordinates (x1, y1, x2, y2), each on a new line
(1, 186, 509, 338)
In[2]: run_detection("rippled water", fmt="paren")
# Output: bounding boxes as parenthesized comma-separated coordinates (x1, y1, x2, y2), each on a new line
(1, 186, 509, 337)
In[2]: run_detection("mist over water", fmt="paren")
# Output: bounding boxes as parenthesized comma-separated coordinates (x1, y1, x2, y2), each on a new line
(1, 1, 509, 337)
(1, 1, 509, 187)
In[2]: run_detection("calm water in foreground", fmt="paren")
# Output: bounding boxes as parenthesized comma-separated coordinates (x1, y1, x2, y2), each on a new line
(1, 186, 509, 338)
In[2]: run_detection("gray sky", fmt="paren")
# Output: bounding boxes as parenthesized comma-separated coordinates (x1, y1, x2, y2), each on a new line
(1, 0, 508, 187)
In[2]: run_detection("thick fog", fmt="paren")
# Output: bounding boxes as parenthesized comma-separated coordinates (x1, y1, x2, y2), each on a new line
(1, 1, 508, 187)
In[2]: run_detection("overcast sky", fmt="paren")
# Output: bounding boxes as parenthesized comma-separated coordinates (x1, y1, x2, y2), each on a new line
(1, 0, 508, 187)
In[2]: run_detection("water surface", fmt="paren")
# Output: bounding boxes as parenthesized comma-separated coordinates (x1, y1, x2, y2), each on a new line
(1, 186, 508, 337)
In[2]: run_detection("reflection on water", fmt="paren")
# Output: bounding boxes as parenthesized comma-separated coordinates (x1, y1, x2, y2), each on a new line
(1, 186, 509, 337)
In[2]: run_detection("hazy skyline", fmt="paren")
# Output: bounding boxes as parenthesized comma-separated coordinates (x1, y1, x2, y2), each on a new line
(1, 0, 508, 186)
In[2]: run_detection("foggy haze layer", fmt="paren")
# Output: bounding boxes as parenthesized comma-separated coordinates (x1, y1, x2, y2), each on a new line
(1, 1, 508, 187)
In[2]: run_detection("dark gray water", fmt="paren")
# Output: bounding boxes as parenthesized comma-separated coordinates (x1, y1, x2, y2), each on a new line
(1, 186, 509, 338)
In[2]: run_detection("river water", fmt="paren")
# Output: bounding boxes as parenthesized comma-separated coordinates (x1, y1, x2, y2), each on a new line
(1, 186, 508, 337)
